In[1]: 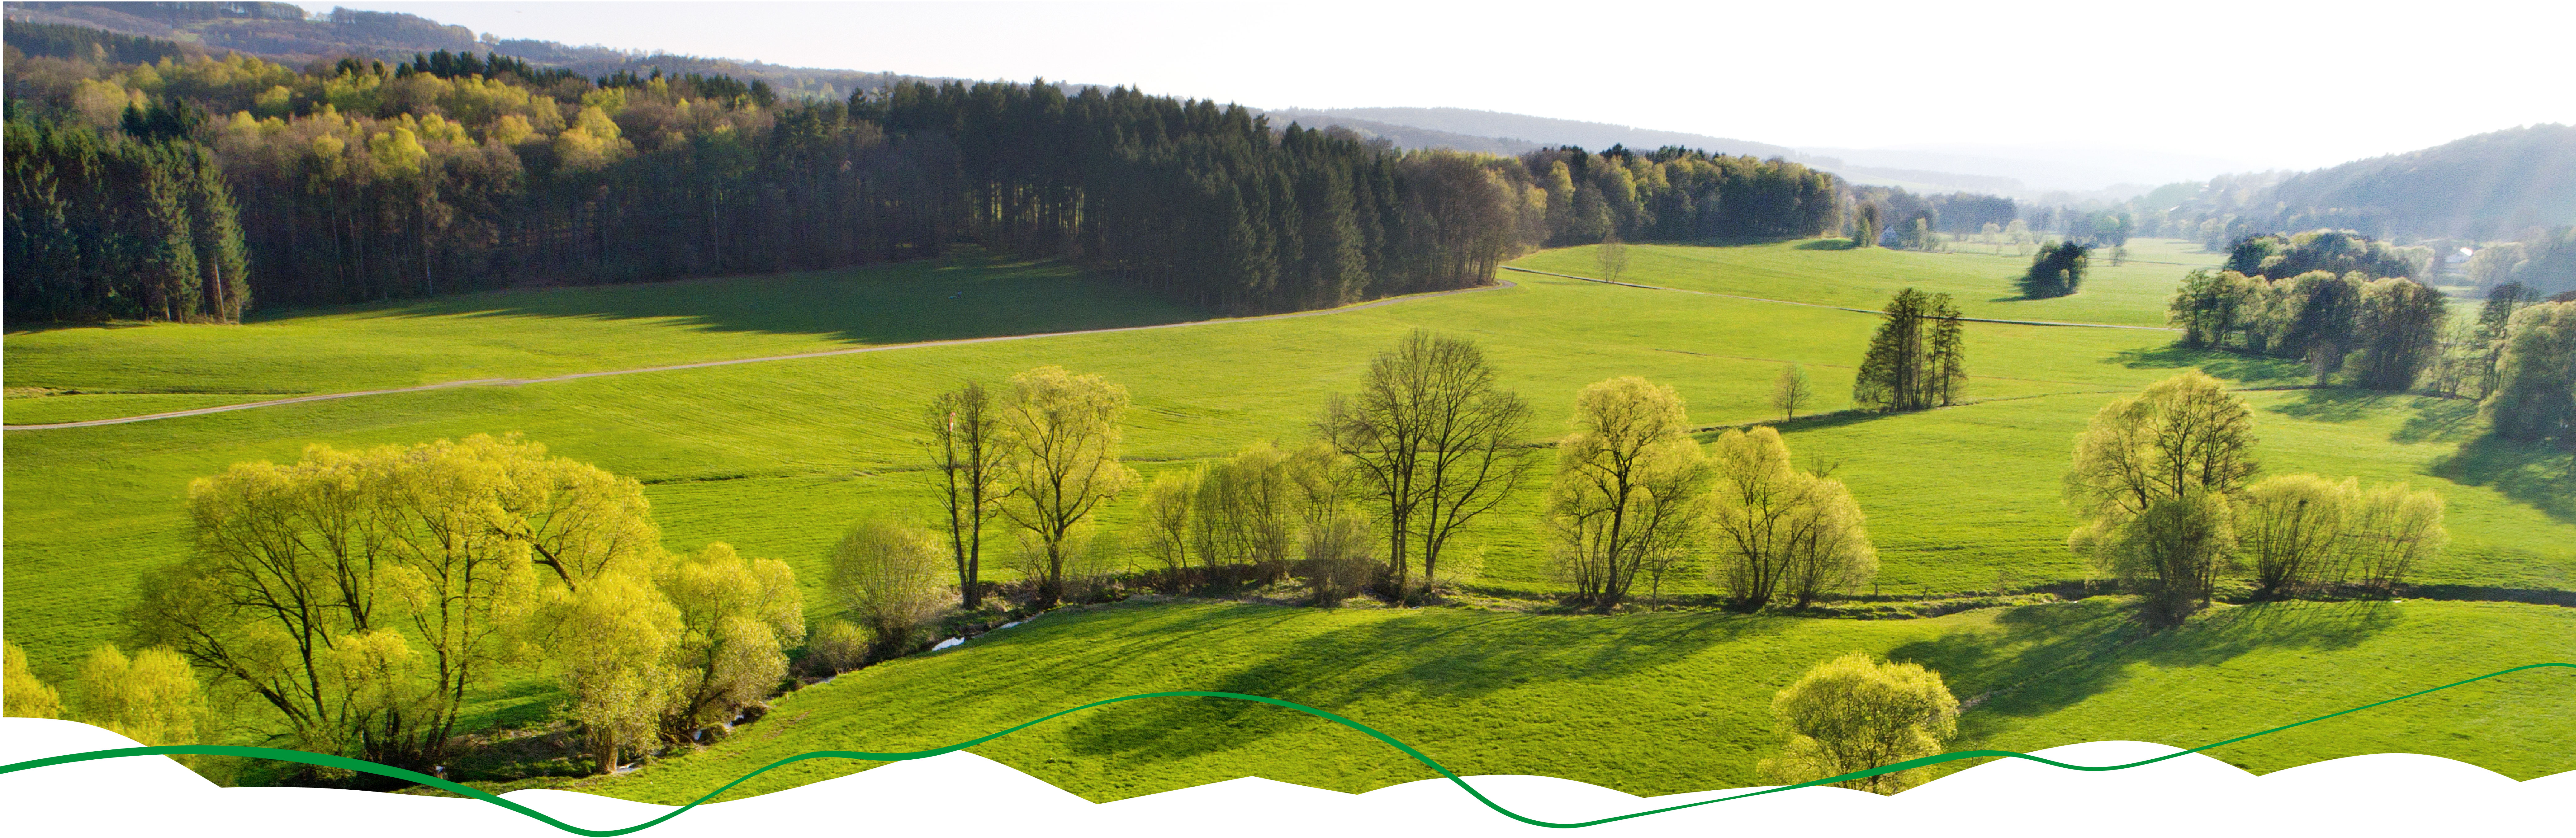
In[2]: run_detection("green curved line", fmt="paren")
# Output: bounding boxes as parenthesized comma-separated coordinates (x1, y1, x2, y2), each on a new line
(4, 661, 2567, 834)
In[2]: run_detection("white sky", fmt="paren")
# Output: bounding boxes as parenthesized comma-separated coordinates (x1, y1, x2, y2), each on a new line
(295, 1, 2575, 172)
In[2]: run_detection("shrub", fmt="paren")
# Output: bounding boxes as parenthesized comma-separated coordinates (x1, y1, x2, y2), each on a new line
(828, 520, 952, 659)
(1760, 652, 1959, 794)
(804, 620, 872, 675)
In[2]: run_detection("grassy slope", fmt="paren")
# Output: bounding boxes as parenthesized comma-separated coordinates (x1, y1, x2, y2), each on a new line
(1513, 237, 2217, 327)
(572, 598, 2576, 805)
(8, 244, 2570, 676)
(4, 239, 2567, 797)
(4, 265, 2211, 674)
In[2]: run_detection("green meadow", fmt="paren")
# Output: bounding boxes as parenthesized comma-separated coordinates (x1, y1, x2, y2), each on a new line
(1, 248, 1201, 400)
(4, 237, 2568, 797)
(1513, 236, 2217, 327)
(576, 597, 2576, 804)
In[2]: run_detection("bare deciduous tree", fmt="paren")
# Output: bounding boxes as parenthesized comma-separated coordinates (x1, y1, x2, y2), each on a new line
(1595, 233, 1630, 283)
(1316, 330, 1533, 602)
(1771, 363, 1813, 421)
(925, 381, 1008, 610)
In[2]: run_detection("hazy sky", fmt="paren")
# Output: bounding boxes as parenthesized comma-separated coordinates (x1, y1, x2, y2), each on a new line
(297, 1, 2574, 172)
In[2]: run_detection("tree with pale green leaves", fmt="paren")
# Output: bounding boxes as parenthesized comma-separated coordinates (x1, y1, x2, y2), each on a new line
(2234, 475, 2351, 600)
(828, 521, 950, 661)
(536, 570, 678, 772)
(658, 543, 802, 742)
(1771, 363, 1813, 421)
(1706, 427, 1876, 611)
(1761, 652, 1959, 794)
(998, 366, 1138, 609)
(71, 644, 206, 749)
(1547, 377, 1711, 612)
(3, 643, 63, 719)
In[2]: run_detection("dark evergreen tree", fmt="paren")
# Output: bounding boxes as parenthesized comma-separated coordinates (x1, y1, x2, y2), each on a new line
(1853, 289, 1960, 412)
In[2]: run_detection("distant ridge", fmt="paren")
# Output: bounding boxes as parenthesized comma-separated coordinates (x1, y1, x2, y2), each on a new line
(1260, 107, 2036, 195)
(1263, 106, 1798, 160)
(1, 1, 937, 101)
(2254, 123, 2576, 240)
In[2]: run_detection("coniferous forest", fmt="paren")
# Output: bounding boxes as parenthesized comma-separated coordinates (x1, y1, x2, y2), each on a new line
(4, 35, 1849, 321)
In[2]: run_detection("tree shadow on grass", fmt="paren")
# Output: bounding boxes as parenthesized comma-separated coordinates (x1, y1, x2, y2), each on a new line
(2390, 396, 2483, 444)
(2425, 434, 2576, 524)
(1887, 598, 2398, 745)
(1054, 609, 1786, 764)
(2107, 345, 2309, 387)
(1795, 239, 1859, 251)
(2262, 387, 2393, 425)
(226, 247, 1212, 345)
(1699, 407, 1909, 440)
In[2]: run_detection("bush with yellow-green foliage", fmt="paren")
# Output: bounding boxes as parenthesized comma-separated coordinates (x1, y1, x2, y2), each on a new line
(828, 520, 953, 660)
(1760, 652, 1959, 794)
(4, 642, 65, 719)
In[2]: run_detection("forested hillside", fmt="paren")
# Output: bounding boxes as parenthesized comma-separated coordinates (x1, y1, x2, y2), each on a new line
(3, 30, 1850, 321)
(4, 3, 915, 102)
(2255, 124, 2576, 240)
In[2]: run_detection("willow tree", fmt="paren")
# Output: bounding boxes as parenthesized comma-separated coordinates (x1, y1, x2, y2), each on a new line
(658, 543, 802, 742)
(71, 644, 207, 749)
(1706, 427, 1875, 611)
(130, 434, 659, 770)
(1135, 470, 1201, 583)
(2342, 484, 2447, 598)
(536, 570, 677, 773)
(1193, 441, 1297, 581)
(1317, 330, 1533, 600)
(2234, 475, 2352, 600)
(2064, 372, 2259, 624)
(997, 366, 1137, 608)
(4, 643, 64, 719)
(1546, 377, 1710, 612)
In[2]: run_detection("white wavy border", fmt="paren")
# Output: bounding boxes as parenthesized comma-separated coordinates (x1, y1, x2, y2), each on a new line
(4, 718, 2565, 836)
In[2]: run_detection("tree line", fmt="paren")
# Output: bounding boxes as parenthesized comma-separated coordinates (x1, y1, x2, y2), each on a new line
(3, 45, 1862, 322)
(4, 114, 250, 322)
(1517, 143, 1843, 247)
(2167, 229, 2451, 391)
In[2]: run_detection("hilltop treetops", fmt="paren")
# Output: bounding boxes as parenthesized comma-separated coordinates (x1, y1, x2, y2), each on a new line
(3, 45, 1847, 323)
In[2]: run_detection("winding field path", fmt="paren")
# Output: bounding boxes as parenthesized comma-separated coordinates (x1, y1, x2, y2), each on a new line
(4, 279, 1515, 431)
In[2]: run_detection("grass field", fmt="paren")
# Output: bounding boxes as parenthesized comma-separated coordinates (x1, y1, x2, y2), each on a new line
(4, 236, 2567, 799)
(1, 247, 1203, 404)
(565, 597, 2576, 805)
(1513, 237, 2219, 327)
